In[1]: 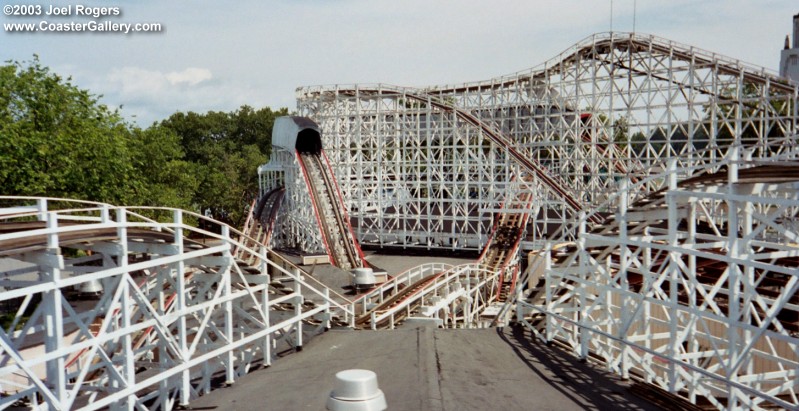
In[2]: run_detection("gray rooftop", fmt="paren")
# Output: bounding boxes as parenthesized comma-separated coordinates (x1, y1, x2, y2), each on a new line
(188, 326, 660, 411)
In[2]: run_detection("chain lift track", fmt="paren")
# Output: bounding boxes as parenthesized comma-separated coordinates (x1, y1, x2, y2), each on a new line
(3, 31, 796, 411)
(293, 32, 799, 254)
(297, 151, 366, 271)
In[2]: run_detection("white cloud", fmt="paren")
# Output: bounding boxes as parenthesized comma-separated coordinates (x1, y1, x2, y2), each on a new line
(106, 66, 212, 96)
(166, 68, 213, 86)
(19, 0, 797, 126)
(106, 67, 169, 97)
(89, 66, 263, 125)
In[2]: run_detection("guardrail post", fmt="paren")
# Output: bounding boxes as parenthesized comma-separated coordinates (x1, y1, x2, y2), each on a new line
(578, 211, 589, 361)
(259, 246, 274, 366)
(294, 273, 303, 350)
(221, 225, 236, 385)
(119, 276, 136, 411)
(665, 159, 680, 394)
(642, 226, 653, 384)
(173, 209, 191, 406)
(115, 208, 134, 410)
(545, 240, 553, 343)
(42, 212, 66, 410)
(325, 288, 331, 329)
(101, 203, 110, 223)
(350, 302, 356, 328)
(36, 198, 48, 221)
(465, 271, 472, 328)
(619, 179, 629, 379)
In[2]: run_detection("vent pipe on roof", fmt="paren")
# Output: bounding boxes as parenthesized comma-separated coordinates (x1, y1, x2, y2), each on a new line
(327, 369, 387, 411)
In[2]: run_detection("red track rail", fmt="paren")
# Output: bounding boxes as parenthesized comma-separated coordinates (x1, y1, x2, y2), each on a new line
(337, 88, 601, 225)
(355, 177, 535, 328)
(297, 150, 366, 270)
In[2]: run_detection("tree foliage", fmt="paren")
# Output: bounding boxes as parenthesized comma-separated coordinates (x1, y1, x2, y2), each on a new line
(127, 125, 199, 210)
(0, 56, 135, 202)
(161, 106, 288, 226)
(708, 83, 792, 143)
(1, 57, 287, 228)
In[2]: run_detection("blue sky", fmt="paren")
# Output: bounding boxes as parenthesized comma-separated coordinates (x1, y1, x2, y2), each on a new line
(3, 0, 797, 125)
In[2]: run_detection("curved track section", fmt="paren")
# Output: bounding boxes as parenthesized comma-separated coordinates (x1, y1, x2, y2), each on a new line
(355, 179, 533, 330)
(337, 87, 596, 225)
(296, 32, 798, 252)
(0, 197, 354, 411)
(516, 155, 799, 410)
(354, 273, 442, 329)
(354, 263, 496, 330)
(237, 187, 285, 263)
(255, 186, 285, 236)
(430, 32, 794, 96)
(297, 151, 366, 270)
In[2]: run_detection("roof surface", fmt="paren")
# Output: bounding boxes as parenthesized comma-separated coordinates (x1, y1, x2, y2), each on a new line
(188, 326, 661, 411)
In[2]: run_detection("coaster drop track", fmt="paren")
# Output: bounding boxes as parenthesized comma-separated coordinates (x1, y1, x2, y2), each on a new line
(297, 150, 367, 271)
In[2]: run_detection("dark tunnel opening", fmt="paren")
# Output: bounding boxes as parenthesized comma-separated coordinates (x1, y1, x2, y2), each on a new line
(296, 128, 323, 155)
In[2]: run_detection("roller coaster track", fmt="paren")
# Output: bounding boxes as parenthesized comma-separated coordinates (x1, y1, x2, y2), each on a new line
(254, 186, 285, 246)
(478, 178, 534, 304)
(353, 273, 442, 329)
(534, 164, 799, 332)
(0, 197, 357, 410)
(236, 187, 285, 263)
(428, 32, 794, 96)
(297, 150, 366, 270)
(336, 88, 602, 225)
(354, 177, 534, 329)
(513, 156, 799, 410)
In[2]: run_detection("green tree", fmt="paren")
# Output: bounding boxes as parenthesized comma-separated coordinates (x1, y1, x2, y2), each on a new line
(161, 106, 288, 226)
(1, 57, 287, 229)
(0, 56, 135, 203)
(127, 124, 199, 210)
(0, 57, 203, 214)
(706, 83, 792, 145)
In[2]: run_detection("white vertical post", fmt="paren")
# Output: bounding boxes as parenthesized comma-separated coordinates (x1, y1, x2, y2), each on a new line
(465, 271, 472, 328)
(578, 211, 589, 361)
(260, 248, 272, 366)
(43, 212, 66, 410)
(118, 279, 135, 411)
(293, 268, 303, 349)
(742, 201, 754, 390)
(545, 240, 553, 343)
(222, 225, 236, 385)
(666, 159, 679, 393)
(618, 179, 629, 379)
(726, 146, 741, 408)
(325, 288, 331, 329)
(116, 207, 134, 411)
(36, 198, 48, 221)
(687, 200, 699, 403)
(642, 226, 653, 384)
(173, 210, 191, 406)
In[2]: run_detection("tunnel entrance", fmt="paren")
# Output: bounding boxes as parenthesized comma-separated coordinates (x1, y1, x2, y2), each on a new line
(295, 128, 323, 154)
